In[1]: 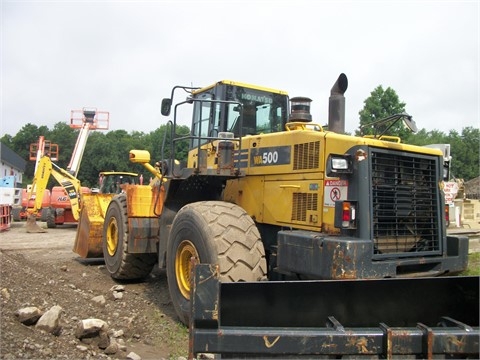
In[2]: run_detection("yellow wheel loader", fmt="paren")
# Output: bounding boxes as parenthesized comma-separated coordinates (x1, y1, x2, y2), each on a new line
(74, 75, 479, 358)
(72, 170, 141, 258)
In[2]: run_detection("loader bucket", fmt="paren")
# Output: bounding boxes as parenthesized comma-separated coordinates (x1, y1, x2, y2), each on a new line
(73, 193, 112, 258)
(25, 214, 46, 233)
(190, 264, 480, 358)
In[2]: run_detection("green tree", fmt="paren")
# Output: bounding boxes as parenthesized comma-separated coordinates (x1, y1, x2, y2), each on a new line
(447, 127, 479, 181)
(382, 126, 478, 181)
(145, 124, 190, 163)
(49, 122, 78, 170)
(357, 86, 409, 138)
(405, 129, 447, 146)
(0, 134, 13, 147)
(8, 123, 50, 183)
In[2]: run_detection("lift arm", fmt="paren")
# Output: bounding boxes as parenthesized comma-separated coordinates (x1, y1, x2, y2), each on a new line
(67, 108, 110, 177)
(67, 121, 92, 177)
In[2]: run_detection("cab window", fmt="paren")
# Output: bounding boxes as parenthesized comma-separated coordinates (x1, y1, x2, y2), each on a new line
(226, 88, 287, 137)
(191, 92, 212, 148)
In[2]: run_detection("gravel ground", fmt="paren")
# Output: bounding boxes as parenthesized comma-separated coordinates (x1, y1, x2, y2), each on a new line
(0, 222, 189, 360)
(2, 221, 478, 360)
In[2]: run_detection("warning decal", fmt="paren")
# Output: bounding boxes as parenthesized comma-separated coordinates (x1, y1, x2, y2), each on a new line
(324, 180, 348, 207)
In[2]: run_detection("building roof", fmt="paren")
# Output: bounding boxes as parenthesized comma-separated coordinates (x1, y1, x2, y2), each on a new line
(0, 142, 26, 171)
(465, 177, 479, 198)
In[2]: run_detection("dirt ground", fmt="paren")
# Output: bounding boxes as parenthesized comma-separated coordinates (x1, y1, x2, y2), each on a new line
(0, 222, 189, 360)
(1, 221, 478, 360)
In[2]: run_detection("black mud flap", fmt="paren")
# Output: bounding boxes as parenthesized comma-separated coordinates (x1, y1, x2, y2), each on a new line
(189, 264, 479, 359)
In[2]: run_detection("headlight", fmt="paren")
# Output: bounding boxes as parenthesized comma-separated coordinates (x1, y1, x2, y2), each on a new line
(331, 158, 349, 170)
(327, 154, 352, 176)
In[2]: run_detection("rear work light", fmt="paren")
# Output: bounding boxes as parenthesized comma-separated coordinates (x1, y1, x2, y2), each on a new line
(335, 200, 357, 229)
(445, 204, 450, 227)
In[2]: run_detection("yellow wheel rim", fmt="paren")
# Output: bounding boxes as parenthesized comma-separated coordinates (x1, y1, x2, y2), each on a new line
(175, 240, 199, 299)
(106, 217, 118, 257)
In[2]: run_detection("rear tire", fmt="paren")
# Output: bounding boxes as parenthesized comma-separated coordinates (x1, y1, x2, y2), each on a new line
(102, 194, 156, 280)
(11, 207, 21, 221)
(40, 208, 48, 222)
(45, 208, 56, 228)
(166, 201, 267, 325)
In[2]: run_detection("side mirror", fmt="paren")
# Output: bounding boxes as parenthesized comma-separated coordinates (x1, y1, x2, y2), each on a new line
(403, 116, 417, 133)
(161, 98, 172, 116)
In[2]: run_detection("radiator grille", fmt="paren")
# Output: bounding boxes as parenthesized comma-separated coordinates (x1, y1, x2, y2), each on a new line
(293, 141, 320, 170)
(292, 193, 318, 222)
(371, 150, 440, 256)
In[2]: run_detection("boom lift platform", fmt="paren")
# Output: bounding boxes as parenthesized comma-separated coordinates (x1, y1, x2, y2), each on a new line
(68, 108, 109, 177)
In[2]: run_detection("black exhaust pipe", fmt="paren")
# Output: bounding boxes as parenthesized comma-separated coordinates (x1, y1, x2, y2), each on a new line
(328, 73, 348, 133)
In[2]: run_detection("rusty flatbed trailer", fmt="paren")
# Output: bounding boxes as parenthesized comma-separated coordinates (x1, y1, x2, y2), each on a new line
(189, 264, 479, 359)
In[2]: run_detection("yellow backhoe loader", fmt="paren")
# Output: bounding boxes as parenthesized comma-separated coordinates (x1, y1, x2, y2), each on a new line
(25, 156, 81, 233)
(25, 155, 138, 236)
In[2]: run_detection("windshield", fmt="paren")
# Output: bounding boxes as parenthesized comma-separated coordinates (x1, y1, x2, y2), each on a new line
(189, 82, 289, 148)
(99, 174, 137, 194)
(226, 86, 288, 137)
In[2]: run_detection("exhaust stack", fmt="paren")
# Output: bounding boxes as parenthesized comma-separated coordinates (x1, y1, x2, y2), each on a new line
(328, 73, 348, 133)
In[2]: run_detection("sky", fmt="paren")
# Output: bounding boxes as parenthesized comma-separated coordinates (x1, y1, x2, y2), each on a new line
(1, 0, 479, 138)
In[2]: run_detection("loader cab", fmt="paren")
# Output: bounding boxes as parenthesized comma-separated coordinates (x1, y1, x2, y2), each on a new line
(98, 171, 139, 194)
(189, 81, 289, 148)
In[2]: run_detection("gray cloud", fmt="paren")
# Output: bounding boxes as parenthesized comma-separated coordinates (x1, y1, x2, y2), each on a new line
(1, 1, 478, 137)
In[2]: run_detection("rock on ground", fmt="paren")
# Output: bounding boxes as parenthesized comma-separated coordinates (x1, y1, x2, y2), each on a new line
(0, 223, 188, 359)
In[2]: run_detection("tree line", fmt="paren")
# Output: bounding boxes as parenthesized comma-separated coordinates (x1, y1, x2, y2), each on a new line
(357, 85, 479, 181)
(1, 122, 190, 188)
(1, 85, 478, 187)
(2, 120, 477, 188)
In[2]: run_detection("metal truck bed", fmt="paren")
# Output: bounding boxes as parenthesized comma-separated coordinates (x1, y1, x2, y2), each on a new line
(189, 264, 479, 359)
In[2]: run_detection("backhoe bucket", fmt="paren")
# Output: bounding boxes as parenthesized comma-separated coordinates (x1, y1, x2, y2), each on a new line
(25, 214, 46, 233)
(190, 264, 480, 359)
(73, 193, 112, 258)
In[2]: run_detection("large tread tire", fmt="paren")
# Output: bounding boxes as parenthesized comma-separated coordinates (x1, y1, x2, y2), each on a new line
(46, 208, 57, 228)
(40, 208, 49, 222)
(102, 194, 156, 280)
(11, 207, 21, 222)
(167, 200, 267, 325)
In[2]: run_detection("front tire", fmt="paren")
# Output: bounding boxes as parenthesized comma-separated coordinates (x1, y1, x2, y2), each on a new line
(102, 194, 156, 280)
(166, 201, 267, 325)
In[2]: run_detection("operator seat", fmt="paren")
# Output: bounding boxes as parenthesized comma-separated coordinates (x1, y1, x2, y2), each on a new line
(242, 112, 257, 135)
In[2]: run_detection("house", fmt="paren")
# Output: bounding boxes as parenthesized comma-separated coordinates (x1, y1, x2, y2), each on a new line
(1, 142, 26, 187)
(0, 142, 26, 206)
(464, 176, 480, 200)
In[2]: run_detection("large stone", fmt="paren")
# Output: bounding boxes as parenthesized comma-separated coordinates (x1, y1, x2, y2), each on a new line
(14, 306, 44, 325)
(110, 285, 125, 292)
(104, 339, 119, 355)
(35, 305, 62, 335)
(91, 295, 106, 306)
(75, 318, 109, 339)
(126, 352, 142, 360)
